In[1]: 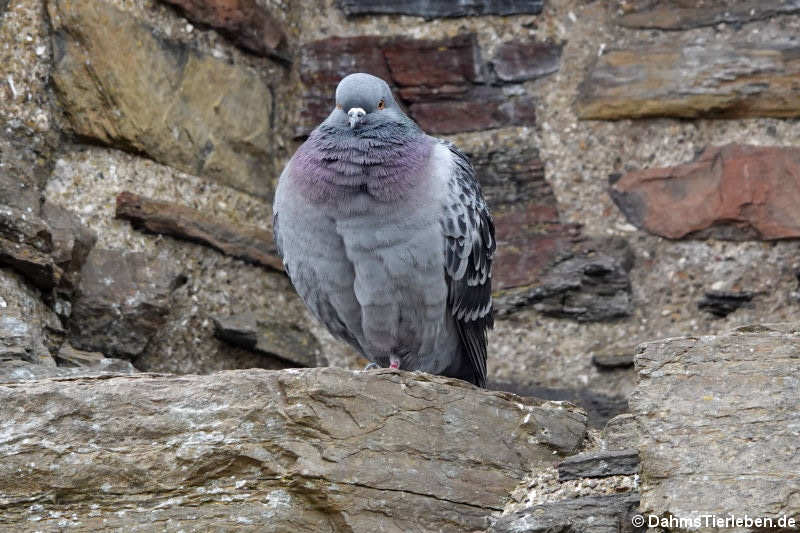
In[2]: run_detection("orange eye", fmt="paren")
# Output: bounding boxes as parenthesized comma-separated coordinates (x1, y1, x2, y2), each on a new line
(377, 99, 385, 110)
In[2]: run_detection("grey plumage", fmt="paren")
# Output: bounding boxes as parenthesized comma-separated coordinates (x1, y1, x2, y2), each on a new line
(273, 73, 494, 387)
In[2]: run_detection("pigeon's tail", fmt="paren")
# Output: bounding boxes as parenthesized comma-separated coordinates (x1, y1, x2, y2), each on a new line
(442, 335, 487, 388)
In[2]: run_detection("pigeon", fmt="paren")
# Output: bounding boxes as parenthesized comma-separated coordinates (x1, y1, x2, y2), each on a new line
(273, 73, 495, 387)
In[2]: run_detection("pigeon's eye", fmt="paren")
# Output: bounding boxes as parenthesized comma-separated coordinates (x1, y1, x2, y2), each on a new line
(377, 99, 385, 110)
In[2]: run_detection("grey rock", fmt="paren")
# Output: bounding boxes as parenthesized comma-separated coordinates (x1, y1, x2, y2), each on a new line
(69, 248, 183, 359)
(0, 357, 137, 382)
(698, 289, 754, 317)
(0, 204, 65, 289)
(0, 130, 54, 213)
(336, 0, 543, 18)
(0, 367, 587, 531)
(40, 202, 96, 287)
(490, 492, 644, 533)
(0, 203, 52, 253)
(56, 343, 137, 373)
(0, 235, 62, 289)
(603, 413, 640, 451)
(558, 449, 639, 481)
(0, 268, 62, 365)
(212, 312, 325, 367)
(496, 237, 634, 322)
(490, 381, 628, 428)
(629, 324, 800, 526)
(592, 347, 635, 369)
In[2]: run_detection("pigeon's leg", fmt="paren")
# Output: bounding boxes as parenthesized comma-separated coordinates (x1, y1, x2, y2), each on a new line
(363, 362, 379, 370)
(389, 356, 401, 369)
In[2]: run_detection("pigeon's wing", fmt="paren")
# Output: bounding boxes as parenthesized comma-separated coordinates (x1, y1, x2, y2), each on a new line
(441, 143, 495, 388)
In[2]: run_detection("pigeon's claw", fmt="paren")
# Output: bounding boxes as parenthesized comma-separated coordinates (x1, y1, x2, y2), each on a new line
(389, 359, 400, 369)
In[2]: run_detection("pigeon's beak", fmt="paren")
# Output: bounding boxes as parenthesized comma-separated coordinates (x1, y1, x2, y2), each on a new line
(347, 107, 366, 128)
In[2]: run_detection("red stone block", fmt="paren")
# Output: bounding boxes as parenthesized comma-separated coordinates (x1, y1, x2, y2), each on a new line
(611, 144, 800, 240)
(159, 0, 287, 59)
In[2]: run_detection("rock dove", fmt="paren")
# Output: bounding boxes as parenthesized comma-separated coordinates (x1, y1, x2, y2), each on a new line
(273, 73, 495, 387)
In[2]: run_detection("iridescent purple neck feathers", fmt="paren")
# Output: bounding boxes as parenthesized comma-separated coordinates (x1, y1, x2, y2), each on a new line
(292, 122, 434, 203)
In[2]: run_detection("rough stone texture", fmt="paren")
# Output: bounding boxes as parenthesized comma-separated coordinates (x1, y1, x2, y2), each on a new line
(577, 43, 800, 120)
(0, 268, 61, 366)
(40, 201, 96, 288)
(496, 236, 634, 322)
(491, 39, 562, 83)
(0, 367, 587, 531)
(45, 147, 333, 376)
(0, 132, 52, 213)
(0, 0, 58, 218)
(618, 0, 800, 31)
(558, 449, 639, 481)
(55, 342, 137, 373)
(611, 145, 800, 241)
(0, 209, 63, 290)
(335, 0, 544, 18)
(490, 492, 644, 533)
(602, 413, 639, 451)
(592, 345, 635, 369)
(298, 33, 541, 135)
(0, 203, 52, 253)
(0, 358, 138, 382)
(69, 248, 183, 359)
(490, 381, 629, 429)
(630, 324, 800, 526)
(158, 0, 288, 60)
(48, 0, 275, 198)
(116, 191, 282, 272)
(698, 290, 754, 317)
(213, 312, 325, 367)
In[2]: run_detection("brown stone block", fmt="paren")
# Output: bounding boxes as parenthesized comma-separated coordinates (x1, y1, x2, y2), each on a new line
(577, 44, 800, 120)
(116, 191, 283, 271)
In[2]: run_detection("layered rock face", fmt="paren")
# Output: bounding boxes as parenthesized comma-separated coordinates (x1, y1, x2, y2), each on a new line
(0, 368, 587, 532)
(630, 324, 800, 529)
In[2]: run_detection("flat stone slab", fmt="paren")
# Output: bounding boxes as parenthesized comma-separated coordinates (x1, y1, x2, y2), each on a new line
(490, 492, 644, 533)
(335, 0, 543, 18)
(0, 367, 587, 532)
(618, 0, 800, 31)
(558, 449, 639, 481)
(116, 191, 283, 272)
(630, 324, 800, 527)
(578, 44, 800, 120)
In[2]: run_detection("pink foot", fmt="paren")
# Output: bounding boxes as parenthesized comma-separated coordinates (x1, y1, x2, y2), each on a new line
(389, 360, 400, 369)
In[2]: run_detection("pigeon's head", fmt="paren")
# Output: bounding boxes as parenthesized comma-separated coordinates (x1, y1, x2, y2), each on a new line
(331, 73, 407, 130)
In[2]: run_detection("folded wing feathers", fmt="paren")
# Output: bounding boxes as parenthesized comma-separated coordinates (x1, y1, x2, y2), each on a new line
(440, 142, 496, 387)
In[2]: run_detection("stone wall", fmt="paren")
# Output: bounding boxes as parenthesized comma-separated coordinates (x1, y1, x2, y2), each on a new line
(1, 0, 800, 528)
(3, 0, 800, 419)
